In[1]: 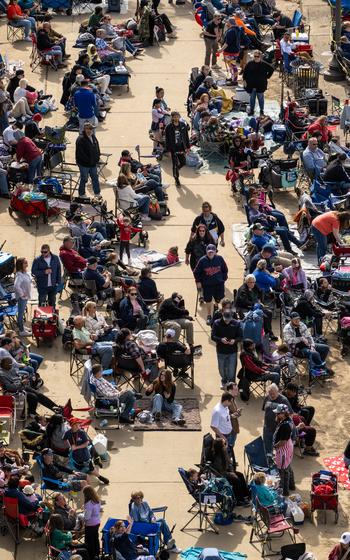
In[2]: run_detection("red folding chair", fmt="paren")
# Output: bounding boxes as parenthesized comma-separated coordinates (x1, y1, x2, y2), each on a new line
(250, 498, 297, 557)
(0, 394, 16, 437)
(62, 398, 93, 430)
(3, 496, 38, 545)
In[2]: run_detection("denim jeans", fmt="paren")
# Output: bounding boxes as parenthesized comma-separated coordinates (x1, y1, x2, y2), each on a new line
(119, 390, 136, 419)
(10, 17, 36, 37)
(157, 518, 172, 544)
(152, 393, 182, 420)
(93, 341, 114, 369)
(311, 226, 328, 263)
(217, 352, 237, 384)
(44, 46, 63, 65)
(27, 155, 43, 183)
(250, 89, 265, 114)
(125, 38, 137, 54)
(270, 210, 289, 229)
(29, 352, 43, 372)
(38, 286, 57, 307)
(136, 179, 164, 201)
(17, 297, 27, 331)
(275, 226, 301, 252)
(137, 195, 150, 215)
(0, 173, 9, 194)
(78, 165, 100, 196)
(299, 343, 329, 367)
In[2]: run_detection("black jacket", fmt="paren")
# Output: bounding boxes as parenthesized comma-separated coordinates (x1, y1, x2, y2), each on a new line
(75, 133, 100, 167)
(37, 30, 55, 51)
(191, 212, 225, 236)
(235, 283, 263, 310)
(243, 60, 274, 93)
(293, 297, 322, 321)
(323, 160, 350, 183)
(211, 317, 241, 354)
(159, 297, 188, 322)
(165, 121, 190, 153)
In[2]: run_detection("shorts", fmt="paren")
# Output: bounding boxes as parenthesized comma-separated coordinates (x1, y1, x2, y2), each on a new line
(202, 283, 225, 303)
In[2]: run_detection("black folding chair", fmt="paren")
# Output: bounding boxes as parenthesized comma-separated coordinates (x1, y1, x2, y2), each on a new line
(177, 467, 220, 534)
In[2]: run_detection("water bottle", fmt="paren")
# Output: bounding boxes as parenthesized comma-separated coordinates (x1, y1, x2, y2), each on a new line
(100, 419, 108, 428)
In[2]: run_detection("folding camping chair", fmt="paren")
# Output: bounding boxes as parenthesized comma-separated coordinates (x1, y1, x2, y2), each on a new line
(178, 467, 220, 534)
(47, 151, 79, 199)
(70, 346, 93, 378)
(7, 22, 25, 43)
(250, 497, 296, 557)
(62, 398, 93, 430)
(2, 496, 39, 546)
(198, 136, 226, 160)
(0, 394, 16, 438)
(163, 349, 195, 389)
(97, 153, 112, 181)
(88, 382, 120, 427)
(114, 345, 144, 392)
(244, 436, 277, 481)
(30, 33, 58, 72)
(102, 518, 162, 558)
(36, 455, 74, 502)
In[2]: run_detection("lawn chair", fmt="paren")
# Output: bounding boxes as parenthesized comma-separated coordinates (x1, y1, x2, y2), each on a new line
(0, 394, 16, 439)
(2, 496, 39, 546)
(35, 455, 73, 502)
(177, 467, 220, 534)
(250, 497, 297, 557)
(101, 517, 162, 558)
(163, 349, 195, 389)
(62, 398, 93, 430)
(244, 436, 277, 481)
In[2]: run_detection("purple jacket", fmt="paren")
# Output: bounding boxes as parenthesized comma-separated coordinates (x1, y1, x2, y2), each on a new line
(84, 500, 101, 527)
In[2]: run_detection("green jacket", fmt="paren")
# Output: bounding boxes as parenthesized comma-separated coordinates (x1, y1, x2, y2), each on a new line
(51, 529, 72, 550)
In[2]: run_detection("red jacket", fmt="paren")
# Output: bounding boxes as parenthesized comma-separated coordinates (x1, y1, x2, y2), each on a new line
(329, 544, 346, 560)
(59, 246, 87, 273)
(16, 137, 42, 163)
(117, 219, 141, 242)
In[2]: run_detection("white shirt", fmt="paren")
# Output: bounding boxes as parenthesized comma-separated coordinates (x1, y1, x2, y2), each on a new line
(13, 87, 27, 104)
(14, 271, 32, 300)
(211, 402, 232, 436)
(44, 255, 52, 287)
(3, 126, 16, 149)
(280, 38, 295, 56)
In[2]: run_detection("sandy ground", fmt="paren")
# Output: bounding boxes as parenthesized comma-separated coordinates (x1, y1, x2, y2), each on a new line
(0, 1, 349, 559)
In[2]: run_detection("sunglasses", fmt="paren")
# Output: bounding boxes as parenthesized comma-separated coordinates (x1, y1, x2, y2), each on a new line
(41, 250, 49, 254)
(129, 292, 137, 296)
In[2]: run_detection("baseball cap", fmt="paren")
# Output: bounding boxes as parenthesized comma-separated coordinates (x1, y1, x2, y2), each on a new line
(32, 113, 42, 122)
(274, 404, 290, 414)
(69, 417, 81, 426)
(252, 223, 265, 230)
(87, 256, 98, 265)
(206, 244, 217, 253)
(340, 533, 350, 545)
(290, 312, 300, 319)
(165, 328, 176, 338)
(76, 74, 85, 83)
(42, 448, 54, 456)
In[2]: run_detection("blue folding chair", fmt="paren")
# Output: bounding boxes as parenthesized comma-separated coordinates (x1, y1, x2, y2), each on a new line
(101, 518, 161, 558)
(36, 455, 73, 501)
(244, 436, 278, 480)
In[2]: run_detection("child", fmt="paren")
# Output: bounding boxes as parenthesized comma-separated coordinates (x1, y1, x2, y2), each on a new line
(117, 215, 142, 265)
(148, 246, 179, 269)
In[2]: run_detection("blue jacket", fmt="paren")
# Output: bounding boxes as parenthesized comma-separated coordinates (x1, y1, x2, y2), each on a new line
(73, 88, 97, 119)
(118, 296, 149, 329)
(253, 269, 277, 293)
(194, 254, 228, 286)
(5, 488, 38, 515)
(31, 253, 62, 290)
(251, 232, 277, 255)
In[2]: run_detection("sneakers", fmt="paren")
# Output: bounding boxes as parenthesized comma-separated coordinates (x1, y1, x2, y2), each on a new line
(141, 215, 151, 222)
(172, 418, 185, 426)
(168, 545, 182, 554)
(206, 315, 212, 326)
(162, 183, 170, 189)
(19, 329, 32, 337)
(98, 475, 110, 485)
(175, 178, 181, 187)
(212, 64, 221, 69)
(24, 37, 32, 42)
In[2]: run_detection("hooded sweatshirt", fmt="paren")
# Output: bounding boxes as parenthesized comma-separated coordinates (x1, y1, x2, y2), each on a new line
(194, 254, 228, 286)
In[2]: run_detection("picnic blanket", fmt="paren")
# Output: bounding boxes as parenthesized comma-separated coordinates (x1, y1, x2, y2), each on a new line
(324, 455, 350, 490)
(181, 547, 247, 560)
(129, 247, 183, 272)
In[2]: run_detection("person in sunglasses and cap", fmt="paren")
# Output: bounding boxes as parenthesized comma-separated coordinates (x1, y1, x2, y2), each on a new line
(194, 244, 228, 325)
(31, 244, 62, 307)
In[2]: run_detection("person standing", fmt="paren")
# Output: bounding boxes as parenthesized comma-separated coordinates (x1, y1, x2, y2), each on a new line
(31, 244, 62, 307)
(203, 13, 224, 68)
(210, 391, 235, 456)
(218, 18, 247, 86)
(75, 122, 101, 198)
(165, 111, 190, 187)
(211, 309, 241, 388)
(14, 257, 32, 337)
(243, 50, 274, 116)
(83, 486, 101, 560)
(273, 404, 295, 496)
(194, 244, 228, 325)
(73, 80, 98, 133)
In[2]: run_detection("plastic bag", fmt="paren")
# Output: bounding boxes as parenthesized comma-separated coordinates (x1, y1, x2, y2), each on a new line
(92, 433, 108, 456)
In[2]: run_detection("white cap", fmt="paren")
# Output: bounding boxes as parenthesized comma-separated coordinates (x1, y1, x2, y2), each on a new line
(340, 533, 350, 545)
(165, 328, 176, 338)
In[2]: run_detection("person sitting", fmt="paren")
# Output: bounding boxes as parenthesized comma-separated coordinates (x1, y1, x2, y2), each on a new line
(7, 0, 36, 41)
(43, 17, 69, 60)
(90, 364, 137, 424)
(235, 274, 276, 339)
(53, 492, 84, 532)
(88, 5, 103, 29)
(282, 257, 308, 291)
(228, 134, 250, 172)
(315, 277, 333, 304)
(119, 162, 165, 202)
(45, 414, 70, 457)
(279, 32, 296, 73)
(240, 338, 280, 385)
(115, 328, 150, 380)
(305, 115, 332, 145)
(207, 438, 250, 505)
(286, 102, 309, 136)
(250, 223, 300, 263)
(59, 236, 87, 278)
(72, 315, 114, 370)
(40, 447, 88, 490)
(272, 10, 293, 40)
(247, 197, 290, 230)
(129, 491, 181, 553)
(100, 15, 143, 57)
(105, 252, 137, 286)
(36, 23, 65, 68)
(251, 472, 286, 513)
(302, 137, 327, 180)
(110, 517, 152, 560)
(4, 475, 39, 515)
(118, 287, 149, 331)
(323, 153, 350, 194)
(14, 130, 43, 184)
(158, 292, 194, 346)
(47, 514, 89, 560)
(329, 533, 350, 560)
(283, 312, 332, 373)
(117, 174, 151, 223)
(83, 257, 114, 300)
(95, 29, 124, 63)
(253, 259, 279, 294)
(145, 369, 185, 425)
(83, 301, 118, 343)
(156, 328, 192, 378)
(293, 289, 325, 337)
(137, 267, 162, 305)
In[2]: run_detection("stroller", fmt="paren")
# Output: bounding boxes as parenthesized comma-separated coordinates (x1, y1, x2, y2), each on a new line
(310, 470, 338, 524)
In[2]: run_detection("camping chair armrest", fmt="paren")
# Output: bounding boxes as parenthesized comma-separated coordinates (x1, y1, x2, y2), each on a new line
(42, 476, 70, 489)
(151, 506, 168, 513)
(100, 152, 113, 157)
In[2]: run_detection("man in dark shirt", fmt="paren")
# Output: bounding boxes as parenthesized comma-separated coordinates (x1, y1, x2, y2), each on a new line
(41, 447, 87, 490)
(37, 23, 65, 67)
(211, 310, 241, 388)
(272, 11, 293, 40)
(158, 293, 194, 345)
(164, 111, 190, 187)
(203, 14, 224, 67)
(323, 153, 350, 194)
(83, 257, 113, 298)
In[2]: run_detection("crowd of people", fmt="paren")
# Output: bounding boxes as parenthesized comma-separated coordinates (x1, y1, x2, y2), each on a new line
(0, 0, 349, 558)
